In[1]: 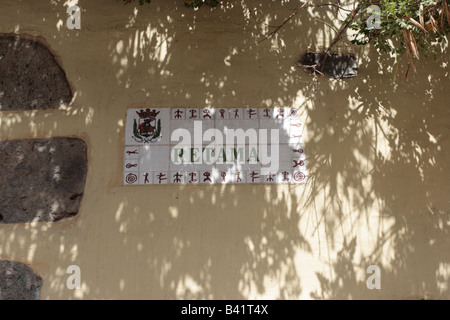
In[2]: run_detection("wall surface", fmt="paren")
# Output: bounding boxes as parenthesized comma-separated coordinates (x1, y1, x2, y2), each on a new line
(0, 0, 449, 300)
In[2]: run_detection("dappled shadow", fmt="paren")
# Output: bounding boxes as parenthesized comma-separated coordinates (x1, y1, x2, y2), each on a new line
(0, 0, 448, 299)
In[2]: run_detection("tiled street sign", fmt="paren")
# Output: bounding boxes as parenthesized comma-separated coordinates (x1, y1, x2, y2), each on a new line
(124, 108, 307, 185)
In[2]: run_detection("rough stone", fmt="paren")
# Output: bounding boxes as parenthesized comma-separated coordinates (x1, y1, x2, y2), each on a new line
(0, 260, 43, 300)
(299, 52, 358, 79)
(0, 138, 87, 223)
(0, 35, 72, 111)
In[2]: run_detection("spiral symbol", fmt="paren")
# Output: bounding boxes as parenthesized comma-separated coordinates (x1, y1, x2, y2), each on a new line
(126, 173, 138, 184)
(293, 171, 305, 182)
(290, 109, 298, 117)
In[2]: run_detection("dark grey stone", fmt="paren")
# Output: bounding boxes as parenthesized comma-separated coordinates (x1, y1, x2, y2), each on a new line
(299, 52, 358, 79)
(0, 260, 43, 300)
(0, 138, 87, 223)
(0, 35, 72, 111)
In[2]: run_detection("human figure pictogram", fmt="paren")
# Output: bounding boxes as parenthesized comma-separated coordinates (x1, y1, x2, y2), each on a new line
(203, 172, 212, 183)
(293, 148, 304, 154)
(157, 173, 167, 184)
(263, 109, 271, 118)
(173, 172, 183, 183)
(234, 109, 240, 118)
(250, 171, 259, 182)
(144, 173, 150, 184)
(276, 108, 285, 118)
(221, 172, 227, 182)
(189, 109, 198, 119)
(266, 174, 275, 182)
(174, 109, 183, 119)
(247, 108, 257, 119)
(219, 109, 226, 119)
(282, 171, 290, 182)
(236, 171, 242, 182)
(203, 109, 212, 119)
(189, 172, 197, 183)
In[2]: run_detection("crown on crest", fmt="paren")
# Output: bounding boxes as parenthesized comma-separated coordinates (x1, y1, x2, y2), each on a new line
(136, 109, 160, 119)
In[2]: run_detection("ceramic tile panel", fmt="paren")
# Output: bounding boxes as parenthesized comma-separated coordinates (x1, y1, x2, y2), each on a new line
(124, 107, 307, 185)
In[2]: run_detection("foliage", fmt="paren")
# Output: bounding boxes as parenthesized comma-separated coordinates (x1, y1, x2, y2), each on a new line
(351, 0, 450, 74)
(122, 0, 449, 77)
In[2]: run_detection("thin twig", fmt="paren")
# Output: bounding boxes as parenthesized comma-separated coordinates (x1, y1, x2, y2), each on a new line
(258, 0, 312, 44)
(311, 3, 354, 13)
(314, 18, 340, 34)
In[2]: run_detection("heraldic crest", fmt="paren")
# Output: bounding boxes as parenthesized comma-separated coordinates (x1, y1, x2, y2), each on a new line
(133, 108, 162, 143)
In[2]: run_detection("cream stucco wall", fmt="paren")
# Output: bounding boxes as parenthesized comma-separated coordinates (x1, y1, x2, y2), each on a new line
(0, 0, 449, 299)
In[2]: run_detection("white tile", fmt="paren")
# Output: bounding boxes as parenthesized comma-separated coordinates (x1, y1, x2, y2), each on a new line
(124, 159, 139, 172)
(259, 108, 274, 120)
(290, 143, 307, 163)
(274, 107, 288, 120)
(288, 107, 299, 119)
(214, 167, 233, 184)
(185, 171, 200, 184)
(232, 170, 247, 183)
(171, 107, 186, 120)
(139, 172, 153, 185)
(200, 107, 215, 120)
(125, 108, 171, 146)
(200, 170, 215, 184)
(153, 171, 169, 185)
(138, 146, 170, 172)
(169, 171, 185, 184)
(291, 159, 306, 171)
(228, 108, 244, 120)
(244, 108, 259, 120)
(215, 108, 229, 120)
(276, 170, 292, 183)
(246, 170, 261, 183)
(292, 171, 308, 183)
(124, 172, 139, 185)
(186, 108, 200, 120)
(124, 146, 141, 160)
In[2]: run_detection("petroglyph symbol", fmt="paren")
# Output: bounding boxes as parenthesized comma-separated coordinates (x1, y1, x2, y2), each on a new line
(126, 150, 138, 155)
(126, 173, 138, 184)
(293, 160, 305, 168)
(293, 171, 306, 182)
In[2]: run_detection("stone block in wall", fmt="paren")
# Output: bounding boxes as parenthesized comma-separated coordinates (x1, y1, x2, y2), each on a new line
(0, 35, 72, 111)
(0, 137, 87, 223)
(0, 260, 42, 300)
(299, 52, 358, 79)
